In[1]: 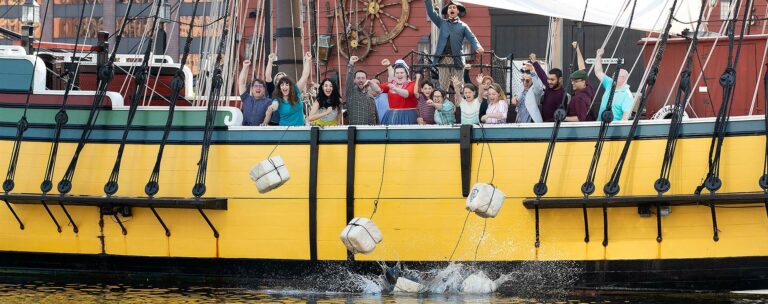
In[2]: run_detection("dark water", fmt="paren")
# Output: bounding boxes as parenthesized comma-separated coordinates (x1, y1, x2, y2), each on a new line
(0, 282, 767, 304)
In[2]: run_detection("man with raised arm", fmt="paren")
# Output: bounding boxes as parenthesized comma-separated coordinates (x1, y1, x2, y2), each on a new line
(564, 42, 595, 122)
(530, 53, 565, 122)
(593, 48, 634, 121)
(345, 55, 380, 125)
(237, 60, 273, 126)
(425, 0, 484, 92)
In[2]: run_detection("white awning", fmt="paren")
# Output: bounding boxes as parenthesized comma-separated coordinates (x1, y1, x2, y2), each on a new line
(460, 0, 703, 35)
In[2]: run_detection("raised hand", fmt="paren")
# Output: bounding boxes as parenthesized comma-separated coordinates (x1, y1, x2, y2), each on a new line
(350, 55, 360, 64)
(381, 58, 391, 66)
(268, 53, 277, 61)
(451, 75, 461, 85)
(464, 64, 472, 70)
(571, 41, 578, 49)
(476, 47, 485, 54)
(476, 73, 484, 85)
(596, 48, 604, 57)
(529, 53, 537, 63)
(304, 51, 313, 62)
(243, 60, 251, 66)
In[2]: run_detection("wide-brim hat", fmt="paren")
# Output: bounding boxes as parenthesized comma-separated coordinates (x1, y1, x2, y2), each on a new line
(441, 0, 467, 17)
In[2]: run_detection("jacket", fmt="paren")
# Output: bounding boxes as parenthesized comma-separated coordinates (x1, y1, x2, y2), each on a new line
(425, 0, 481, 66)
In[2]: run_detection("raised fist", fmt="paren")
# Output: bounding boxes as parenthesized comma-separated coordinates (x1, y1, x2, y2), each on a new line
(350, 56, 359, 64)
(381, 58, 391, 66)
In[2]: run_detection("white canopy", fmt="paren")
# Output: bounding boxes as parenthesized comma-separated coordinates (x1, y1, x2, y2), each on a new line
(460, 0, 703, 35)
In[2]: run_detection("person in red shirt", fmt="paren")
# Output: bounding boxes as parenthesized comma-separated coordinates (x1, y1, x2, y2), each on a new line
(379, 60, 420, 125)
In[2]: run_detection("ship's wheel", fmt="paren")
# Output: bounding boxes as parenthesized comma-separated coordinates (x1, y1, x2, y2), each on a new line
(339, 28, 373, 60)
(343, 0, 417, 52)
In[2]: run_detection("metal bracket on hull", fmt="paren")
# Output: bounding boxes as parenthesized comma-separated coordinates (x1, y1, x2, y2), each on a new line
(522, 192, 768, 209)
(3, 194, 228, 210)
(3, 193, 227, 237)
(523, 192, 768, 244)
(2, 199, 24, 230)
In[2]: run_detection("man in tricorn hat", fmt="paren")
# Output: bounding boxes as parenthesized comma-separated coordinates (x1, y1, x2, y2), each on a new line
(425, 0, 484, 92)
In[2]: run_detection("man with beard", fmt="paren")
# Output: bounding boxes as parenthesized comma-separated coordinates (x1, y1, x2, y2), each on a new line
(425, 0, 484, 92)
(530, 53, 565, 122)
(345, 55, 380, 125)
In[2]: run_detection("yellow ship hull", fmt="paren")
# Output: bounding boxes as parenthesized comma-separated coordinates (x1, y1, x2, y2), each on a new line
(0, 116, 767, 290)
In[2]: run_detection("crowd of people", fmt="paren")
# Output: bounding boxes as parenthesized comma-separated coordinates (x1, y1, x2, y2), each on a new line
(237, 0, 634, 127)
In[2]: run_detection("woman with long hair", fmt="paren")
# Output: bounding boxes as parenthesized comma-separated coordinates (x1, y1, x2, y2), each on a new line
(307, 78, 342, 126)
(265, 76, 305, 126)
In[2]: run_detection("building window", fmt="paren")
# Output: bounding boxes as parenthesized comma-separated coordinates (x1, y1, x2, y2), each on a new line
(720, 0, 732, 20)
(53, 17, 102, 38)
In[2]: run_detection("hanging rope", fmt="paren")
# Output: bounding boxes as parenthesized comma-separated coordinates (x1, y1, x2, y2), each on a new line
(56, 0, 136, 195)
(531, 0, 589, 248)
(696, 0, 753, 195)
(653, 1, 708, 196)
(369, 127, 388, 219)
(192, 0, 232, 198)
(38, 0, 95, 195)
(142, 0, 202, 197)
(748, 4, 768, 115)
(761, 64, 768, 192)
(581, 0, 637, 197)
(603, 0, 682, 197)
(103, 0, 164, 196)
(1, 0, 53, 194)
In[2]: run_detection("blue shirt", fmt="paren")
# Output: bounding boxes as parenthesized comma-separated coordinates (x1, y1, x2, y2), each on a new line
(434, 101, 456, 125)
(266, 82, 303, 124)
(240, 92, 272, 126)
(597, 76, 634, 121)
(272, 98, 305, 126)
(375, 94, 389, 123)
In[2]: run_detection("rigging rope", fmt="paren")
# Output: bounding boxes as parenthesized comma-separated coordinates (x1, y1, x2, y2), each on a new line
(39, 0, 94, 195)
(603, 0, 682, 197)
(748, 4, 768, 115)
(696, 0, 753, 195)
(761, 63, 768, 191)
(654, 1, 708, 196)
(103, 0, 164, 196)
(3, 0, 53, 194)
(192, 0, 232, 198)
(55, 0, 136, 195)
(581, 0, 637, 198)
(531, 0, 589, 248)
(142, 0, 202, 197)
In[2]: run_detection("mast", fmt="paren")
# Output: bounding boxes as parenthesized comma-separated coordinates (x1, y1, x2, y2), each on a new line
(274, 0, 303, 80)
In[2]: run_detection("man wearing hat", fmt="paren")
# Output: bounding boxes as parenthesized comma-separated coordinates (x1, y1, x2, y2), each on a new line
(565, 42, 595, 122)
(425, 0, 484, 92)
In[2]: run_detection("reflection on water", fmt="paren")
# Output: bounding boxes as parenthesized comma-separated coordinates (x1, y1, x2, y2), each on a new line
(0, 283, 767, 303)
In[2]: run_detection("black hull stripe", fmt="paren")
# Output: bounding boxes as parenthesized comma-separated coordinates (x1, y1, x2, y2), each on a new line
(0, 250, 765, 291)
